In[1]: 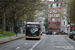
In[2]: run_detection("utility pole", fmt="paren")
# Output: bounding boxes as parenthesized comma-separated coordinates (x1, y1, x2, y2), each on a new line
(70, 0, 72, 32)
(9, 22, 11, 39)
(43, 2, 48, 32)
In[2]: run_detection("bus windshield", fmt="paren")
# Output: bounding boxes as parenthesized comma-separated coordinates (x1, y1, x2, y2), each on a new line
(26, 24, 40, 36)
(26, 24, 39, 28)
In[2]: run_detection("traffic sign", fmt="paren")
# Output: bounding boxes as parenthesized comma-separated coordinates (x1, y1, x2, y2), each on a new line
(72, 25, 74, 28)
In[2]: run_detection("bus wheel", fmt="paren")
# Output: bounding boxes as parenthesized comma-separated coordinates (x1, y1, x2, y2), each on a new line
(41, 34, 42, 36)
(26, 38, 29, 40)
(38, 38, 40, 40)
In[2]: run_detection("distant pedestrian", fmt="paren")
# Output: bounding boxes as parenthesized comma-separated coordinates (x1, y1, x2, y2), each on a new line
(15, 30, 18, 37)
(23, 30, 25, 34)
(46, 31, 48, 34)
(57, 28, 59, 32)
(61, 30, 63, 35)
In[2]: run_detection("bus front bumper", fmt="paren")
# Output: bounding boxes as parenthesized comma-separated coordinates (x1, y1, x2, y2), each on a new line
(25, 36, 40, 39)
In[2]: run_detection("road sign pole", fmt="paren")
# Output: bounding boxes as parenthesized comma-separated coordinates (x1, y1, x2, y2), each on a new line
(9, 22, 11, 39)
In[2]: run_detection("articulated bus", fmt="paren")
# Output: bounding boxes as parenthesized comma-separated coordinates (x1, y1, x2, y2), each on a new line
(25, 22, 41, 40)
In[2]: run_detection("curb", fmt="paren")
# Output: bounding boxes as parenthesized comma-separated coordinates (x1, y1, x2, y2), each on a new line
(0, 36, 25, 45)
(66, 36, 75, 44)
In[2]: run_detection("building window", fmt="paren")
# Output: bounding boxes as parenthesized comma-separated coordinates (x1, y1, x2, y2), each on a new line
(53, 3, 57, 8)
(64, 12, 66, 14)
(48, 22, 50, 26)
(48, 4, 50, 8)
(55, 14, 56, 17)
(51, 14, 53, 17)
(61, 2, 62, 6)
(53, 14, 54, 17)
(51, 4, 52, 8)
(57, 18, 60, 22)
(48, 14, 51, 17)
(48, 19, 50, 21)
(52, 18, 56, 22)
(58, 9, 60, 12)
(53, 14, 56, 17)
(48, 10, 52, 13)
(58, 3, 61, 7)
(53, 10, 55, 13)
(56, 14, 60, 17)
(53, 23, 56, 26)
(54, 14, 56, 17)
(57, 3, 58, 7)
(64, 21, 65, 25)
(49, 10, 52, 13)
(53, 10, 57, 13)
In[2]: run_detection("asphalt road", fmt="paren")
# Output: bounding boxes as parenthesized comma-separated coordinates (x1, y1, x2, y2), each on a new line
(0, 34, 75, 50)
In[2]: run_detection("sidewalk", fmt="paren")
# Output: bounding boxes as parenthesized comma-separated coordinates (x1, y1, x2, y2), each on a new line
(0, 34, 25, 43)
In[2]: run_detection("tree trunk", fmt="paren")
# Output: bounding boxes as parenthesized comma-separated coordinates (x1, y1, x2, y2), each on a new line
(11, 15, 14, 32)
(2, 8, 6, 34)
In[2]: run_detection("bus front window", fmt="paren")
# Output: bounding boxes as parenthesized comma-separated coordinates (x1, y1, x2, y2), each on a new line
(26, 25, 39, 36)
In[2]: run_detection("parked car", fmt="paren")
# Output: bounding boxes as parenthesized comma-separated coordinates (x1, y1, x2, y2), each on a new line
(53, 32, 56, 35)
(42, 31, 46, 34)
(46, 31, 48, 34)
(69, 31, 75, 39)
(46, 30, 52, 35)
(60, 32, 67, 35)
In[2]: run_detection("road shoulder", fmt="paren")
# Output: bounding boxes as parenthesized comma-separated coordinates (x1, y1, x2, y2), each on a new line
(0, 34, 25, 44)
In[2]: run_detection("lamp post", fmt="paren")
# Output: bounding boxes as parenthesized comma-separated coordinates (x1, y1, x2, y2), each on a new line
(43, 2, 48, 32)
(70, 0, 72, 32)
(9, 22, 11, 39)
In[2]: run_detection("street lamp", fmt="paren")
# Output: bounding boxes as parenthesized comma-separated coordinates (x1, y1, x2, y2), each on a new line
(70, 0, 72, 32)
(9, 22, 11, 39)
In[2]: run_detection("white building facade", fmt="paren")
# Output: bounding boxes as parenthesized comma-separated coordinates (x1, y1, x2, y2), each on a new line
(34, 17, 46, 32)
(38, 17, 45, 32)
(59, 0, 70, 33)
(48, 1, 70, 33)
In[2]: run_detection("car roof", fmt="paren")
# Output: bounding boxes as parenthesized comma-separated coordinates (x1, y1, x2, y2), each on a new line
(70, 31, 75, 34)
(71, 31, 75, 33)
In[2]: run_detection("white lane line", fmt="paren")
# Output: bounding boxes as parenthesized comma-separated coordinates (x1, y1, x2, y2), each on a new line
(16, 47, 20, 49)
(29, 35, 45, 50)
(54, 46, 74, 49)
(61, 37, 73, 46)
(66, 37, 75, 43)
(25, 43, 27, 45)
(0, 40, 24, 50)
(54, 36, 74, 49)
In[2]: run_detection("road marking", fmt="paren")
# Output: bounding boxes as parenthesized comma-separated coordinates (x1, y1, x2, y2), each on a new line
(29, 34, 45, 50)
(0, 40, 24, 50)
(61, 37, 73, 46)
(16, 47, 20, 49)
(65, 46, 74, 49)
(0, 38, 27, 50)
(66, 37, 75, 44)
(41, 36, 42, 38)
(54, 36, 75, 49)
(54, 46, 74, 49)
(25, 43, 27, 44)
